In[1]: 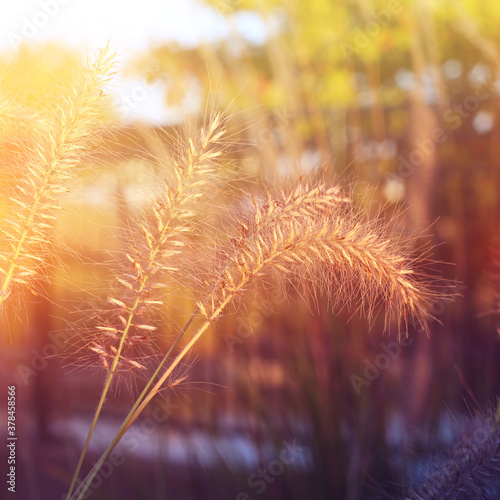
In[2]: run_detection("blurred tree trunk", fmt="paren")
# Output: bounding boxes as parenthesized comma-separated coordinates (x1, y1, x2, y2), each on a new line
(405, 13, 438, 235)
(354, 0, 388, 177)
(404, 7, 439, 428)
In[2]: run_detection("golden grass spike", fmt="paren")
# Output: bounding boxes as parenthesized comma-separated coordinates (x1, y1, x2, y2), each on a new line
(0, 46, 115, 310)
(198, 182, 438, 333)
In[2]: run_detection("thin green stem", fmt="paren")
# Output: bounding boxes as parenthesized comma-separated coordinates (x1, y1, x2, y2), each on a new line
(65, 292, 145, 499)
(70, 309, 198, 500)
(68, 116, 220, 499)
(65, 368, 112, 499)
(66, 208, 185, 499)
(71, 246, 276, 500)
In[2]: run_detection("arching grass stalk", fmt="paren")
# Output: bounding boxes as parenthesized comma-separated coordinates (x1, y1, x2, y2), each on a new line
(73, 243, 285, 500)
(70, 183, 438, 499)
(66, 113, 227, 499)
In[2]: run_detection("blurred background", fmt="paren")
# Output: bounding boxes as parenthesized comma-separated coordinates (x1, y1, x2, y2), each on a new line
(1, 0, 500, 498)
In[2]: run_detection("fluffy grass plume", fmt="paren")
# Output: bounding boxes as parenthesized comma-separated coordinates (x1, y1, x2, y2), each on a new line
(198, 181, 437, 333)
(90, 112, 227, 373)
(66, 112, 228, 500)
(70, 177, 441, 500)
(404, 411, 500, 499)
(0, 45, 114, 309)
